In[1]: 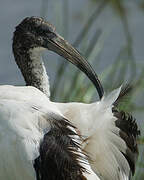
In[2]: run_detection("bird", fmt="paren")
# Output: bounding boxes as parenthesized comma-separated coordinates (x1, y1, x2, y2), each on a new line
(0, 16, 140, 180)
(0, 16, 102, 180)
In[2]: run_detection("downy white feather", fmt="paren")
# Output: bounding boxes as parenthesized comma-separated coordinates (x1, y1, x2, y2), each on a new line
(54, 87, 131, 180)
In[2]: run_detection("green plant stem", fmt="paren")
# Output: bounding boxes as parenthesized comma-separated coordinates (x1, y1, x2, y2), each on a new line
(51, 0, 107, 100)
(63, 29, 102, 100)
(73, 0, 107, 47)
(119, 13, 136, 81)
(51, 0, 69, 99)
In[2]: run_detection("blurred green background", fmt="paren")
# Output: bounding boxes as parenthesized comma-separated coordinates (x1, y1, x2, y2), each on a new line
(0, 0, 144, 179)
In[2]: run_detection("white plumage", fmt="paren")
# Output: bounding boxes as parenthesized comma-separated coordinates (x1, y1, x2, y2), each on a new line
(0, 85, 100, 180)
(0, 86, 53, 179)
(0, 16, 139, 180)
(54, 87, 131, 180)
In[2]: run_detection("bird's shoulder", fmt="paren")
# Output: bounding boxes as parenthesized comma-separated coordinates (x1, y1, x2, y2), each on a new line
(0, 85, 48, 101)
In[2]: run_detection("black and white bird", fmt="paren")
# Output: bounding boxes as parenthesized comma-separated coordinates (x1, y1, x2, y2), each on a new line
(0, 17, 140, 180)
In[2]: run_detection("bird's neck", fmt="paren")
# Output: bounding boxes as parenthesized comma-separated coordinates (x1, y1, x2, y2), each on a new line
(14, 47, 50, 97)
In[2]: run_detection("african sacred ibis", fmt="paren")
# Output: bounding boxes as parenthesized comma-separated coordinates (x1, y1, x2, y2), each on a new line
(0, 16, 101, 180)
(0, 16, 140, 180)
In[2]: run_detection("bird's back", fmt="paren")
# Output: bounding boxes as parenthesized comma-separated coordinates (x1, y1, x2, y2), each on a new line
(0, 85, 99, 180)
(0, 85, 61, 179)
(0, 99, 40, 179)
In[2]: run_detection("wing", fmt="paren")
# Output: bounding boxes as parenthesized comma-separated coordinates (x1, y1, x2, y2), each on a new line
(54, 87, 140, 180)
(33, 114, 99, 180)
(0, 97, 99, 180)
(0, 100, 39, 180)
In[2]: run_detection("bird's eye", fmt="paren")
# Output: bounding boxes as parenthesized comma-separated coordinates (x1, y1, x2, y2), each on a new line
(36, 25, 51, 35)
(41, 24, 51, 33)
(36, 23, 56, 39)
(41, 22, 56, 33)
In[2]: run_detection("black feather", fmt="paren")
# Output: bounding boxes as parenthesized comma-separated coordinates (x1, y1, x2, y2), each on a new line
(111, 84, 140, 175)
(113, 108, 140, 175)
(34, 116, 88, 180)
(114, 84, 133, 107)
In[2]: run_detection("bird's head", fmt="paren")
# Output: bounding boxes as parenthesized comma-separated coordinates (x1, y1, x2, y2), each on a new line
(13, 16, 104, 99)
(13, 17, 57, 50)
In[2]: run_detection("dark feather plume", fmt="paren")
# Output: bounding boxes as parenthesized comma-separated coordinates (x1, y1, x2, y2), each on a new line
(113, 83, 133, 107)
(112, 85, 140, 176)
(34, 115, 88, 180)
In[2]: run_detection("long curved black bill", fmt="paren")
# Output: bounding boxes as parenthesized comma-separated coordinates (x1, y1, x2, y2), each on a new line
(46, 33, 104, 99)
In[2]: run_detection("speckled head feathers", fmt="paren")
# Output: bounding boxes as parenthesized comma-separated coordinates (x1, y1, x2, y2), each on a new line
(15, 17, 56, 35)
(13, 16, 57, 51)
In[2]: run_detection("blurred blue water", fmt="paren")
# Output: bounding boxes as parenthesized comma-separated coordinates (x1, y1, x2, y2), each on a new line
(0, 0, 143, 90)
